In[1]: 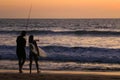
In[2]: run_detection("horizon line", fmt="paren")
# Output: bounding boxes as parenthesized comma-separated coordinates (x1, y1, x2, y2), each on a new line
(0, 17, 120, 19)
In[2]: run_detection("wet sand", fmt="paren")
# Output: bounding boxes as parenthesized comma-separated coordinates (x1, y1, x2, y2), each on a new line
(0, 70, 120, 80)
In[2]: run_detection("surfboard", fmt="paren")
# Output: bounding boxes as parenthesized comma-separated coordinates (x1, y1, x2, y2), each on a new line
(38, 47, 47, 57)
(29, 43, 47, 57)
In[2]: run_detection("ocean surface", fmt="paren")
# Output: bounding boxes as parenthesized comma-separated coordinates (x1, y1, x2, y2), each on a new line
(0, 19, 120, 70)
(0, 19, 120, 63)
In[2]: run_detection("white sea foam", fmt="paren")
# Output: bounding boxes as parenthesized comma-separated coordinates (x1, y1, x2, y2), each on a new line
(0, 60, 120, 71)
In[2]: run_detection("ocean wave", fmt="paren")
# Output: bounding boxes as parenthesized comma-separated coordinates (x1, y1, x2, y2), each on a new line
(0, 45, 120, 63)
(0, 30, 120, 36)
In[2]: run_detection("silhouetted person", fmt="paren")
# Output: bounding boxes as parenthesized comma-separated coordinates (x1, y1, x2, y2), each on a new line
(29, 35, 40, 74)
(16, 31, 26, 73)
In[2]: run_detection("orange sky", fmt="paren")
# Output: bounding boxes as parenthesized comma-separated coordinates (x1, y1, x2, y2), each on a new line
(0, 0, 120, 18)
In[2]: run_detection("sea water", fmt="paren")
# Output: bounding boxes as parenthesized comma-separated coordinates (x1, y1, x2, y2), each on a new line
(0, 19, 120, 70)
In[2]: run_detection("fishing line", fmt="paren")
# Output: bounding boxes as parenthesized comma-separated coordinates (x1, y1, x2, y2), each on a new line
(26, 1, 39, 41)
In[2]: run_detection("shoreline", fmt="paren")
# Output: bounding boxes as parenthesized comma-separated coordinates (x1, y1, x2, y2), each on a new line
(1, 70, 120, 76)
(0, 69, 120, 76)
(0, 70, 120, 80)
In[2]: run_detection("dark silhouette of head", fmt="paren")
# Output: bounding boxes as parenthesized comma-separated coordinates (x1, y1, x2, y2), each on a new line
(29, 35, 34, 43)
(21, 31, 26, 37)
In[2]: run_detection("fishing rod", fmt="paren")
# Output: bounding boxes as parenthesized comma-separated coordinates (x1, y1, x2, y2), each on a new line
(26, 3, 32, 30)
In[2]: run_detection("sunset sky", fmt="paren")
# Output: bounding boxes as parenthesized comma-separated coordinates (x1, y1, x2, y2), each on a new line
(0, 0, 120, 18)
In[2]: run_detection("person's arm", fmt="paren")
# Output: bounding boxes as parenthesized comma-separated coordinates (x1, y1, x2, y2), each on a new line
(23, 38, 26, 47)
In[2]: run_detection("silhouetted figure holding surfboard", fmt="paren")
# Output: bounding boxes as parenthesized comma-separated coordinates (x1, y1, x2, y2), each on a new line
(16, 31, 26, 73)
(29, 35, 40, 74)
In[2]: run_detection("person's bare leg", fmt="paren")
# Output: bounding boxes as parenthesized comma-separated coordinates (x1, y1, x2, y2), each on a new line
(20, 58, 26, 73)
(18, 59, 22, 73)
(21, 59, 25, 68)
(35, 59, 40, 73)
(29, 59, 33, 74)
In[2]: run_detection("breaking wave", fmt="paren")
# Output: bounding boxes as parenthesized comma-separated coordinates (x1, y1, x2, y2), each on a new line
(0, 45, 120, 63)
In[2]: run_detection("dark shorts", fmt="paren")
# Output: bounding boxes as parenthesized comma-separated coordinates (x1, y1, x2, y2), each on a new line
(29, 52, 38, 61)
(16, 49, 26, 60)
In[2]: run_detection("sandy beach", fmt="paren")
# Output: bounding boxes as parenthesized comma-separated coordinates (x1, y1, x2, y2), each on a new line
(0, 70, 120, 80)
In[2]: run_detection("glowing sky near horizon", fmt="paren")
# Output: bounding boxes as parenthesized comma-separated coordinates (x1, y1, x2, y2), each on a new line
(0, 0, 120, 18)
